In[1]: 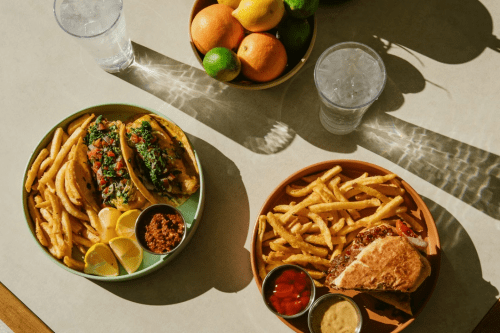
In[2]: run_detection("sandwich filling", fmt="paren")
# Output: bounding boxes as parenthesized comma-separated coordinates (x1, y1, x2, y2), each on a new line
(326, 224, 431, 293)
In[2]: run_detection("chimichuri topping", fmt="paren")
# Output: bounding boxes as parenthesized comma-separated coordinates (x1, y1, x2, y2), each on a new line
(84, 116, 131, 206)
(128, 121, 182, 194)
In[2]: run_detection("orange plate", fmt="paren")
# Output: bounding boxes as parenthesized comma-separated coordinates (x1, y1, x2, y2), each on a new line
(189, 0, 317, 90)
(250, 160, 441, 333)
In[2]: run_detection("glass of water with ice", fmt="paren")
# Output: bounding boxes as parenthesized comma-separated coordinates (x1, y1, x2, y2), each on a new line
(54, 0, 134, 73)
(314, 42, 386, 135)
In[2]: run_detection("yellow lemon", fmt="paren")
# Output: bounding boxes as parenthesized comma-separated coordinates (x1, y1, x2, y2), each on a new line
(98, 207, 121, 244)
(109, 237, 143, 274)
(217, 0, 242, 9)
(115, 209, 141, 240)
(84, 243, 119, 277)
(232, 0, 285, 32)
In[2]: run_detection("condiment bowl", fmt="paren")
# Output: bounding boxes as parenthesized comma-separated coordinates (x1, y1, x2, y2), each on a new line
(261, 264, 316, 319)
(308, 293, 363, 333)
(135, 204, 187, 256)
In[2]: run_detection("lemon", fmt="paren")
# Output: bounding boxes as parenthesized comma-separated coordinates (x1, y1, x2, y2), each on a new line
(115, 209, 141, 240)
(232, 0, 285, 32)
(97, 207, 121, 244)
(109, 237, 143, 274)
(84, 243, 119, 277)
(217, 0, 242, 9)
(283, 0, 319, 19)
(203, 47, 241, 82)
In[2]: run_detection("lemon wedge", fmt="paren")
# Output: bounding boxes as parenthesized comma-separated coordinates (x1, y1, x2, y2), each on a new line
(109, 237, 143, 274)
(115, 209, 141, 240)
(84, 243, 119, 277)
(98, 207, 121, 243)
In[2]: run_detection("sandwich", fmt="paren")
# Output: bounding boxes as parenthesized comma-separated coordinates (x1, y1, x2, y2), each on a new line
(120, 114, 199, 207)
(83, 115, 146, 211)
(325, 222, 431, 314)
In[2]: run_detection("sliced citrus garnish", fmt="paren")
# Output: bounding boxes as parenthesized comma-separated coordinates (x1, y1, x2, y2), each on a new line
(109, 237, 143, 274)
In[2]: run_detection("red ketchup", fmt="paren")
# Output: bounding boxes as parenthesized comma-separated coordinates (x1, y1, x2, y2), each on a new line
(267, 268, 311, 316)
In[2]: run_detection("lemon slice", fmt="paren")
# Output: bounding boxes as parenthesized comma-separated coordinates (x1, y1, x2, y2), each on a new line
(84, 243, 119, 277)
(98, 207, 121, 243)
(109, 237, 143, 274)
(115, 209, 141, 240)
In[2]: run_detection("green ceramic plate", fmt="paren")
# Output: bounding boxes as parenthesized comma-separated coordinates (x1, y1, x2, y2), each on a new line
(21, 104, 205, 281)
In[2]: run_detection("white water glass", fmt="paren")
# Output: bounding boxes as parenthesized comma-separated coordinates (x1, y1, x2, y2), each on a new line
(314, 42, 386, 135)
(54, 0, 134, 73)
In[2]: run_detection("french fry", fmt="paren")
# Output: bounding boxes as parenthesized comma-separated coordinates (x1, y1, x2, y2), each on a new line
(279, 193, 321, 224)
(50, 128, 64, 160)
(72, 233, 94, 248)
(35, 218, 49, 247)
(55, 162, 89, 221)
(269, 242, 302, 255)
(63, 256, 84, 271)
(308, 198, 381, 213)
(307, 212, 333, 250)
(339, 173, 397, 193)
(267, 212, 328, 257)
(256, 215, 268, 281)
(37, 157, 53, 179)
(39, 127, 85, 185)
(67, 114, 92, 135)
(283, 254, 331, 267)
(61, 210, 73, 257)
(25, 148, 49, 193)
(286, 166, 342, 197)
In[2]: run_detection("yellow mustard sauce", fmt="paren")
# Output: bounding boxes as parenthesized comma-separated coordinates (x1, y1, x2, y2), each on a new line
(315, 299, 358, 333)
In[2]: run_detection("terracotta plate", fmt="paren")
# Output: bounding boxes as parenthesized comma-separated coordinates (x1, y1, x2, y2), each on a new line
(22, 104, 205, 281)
(250, 160, 440, 332)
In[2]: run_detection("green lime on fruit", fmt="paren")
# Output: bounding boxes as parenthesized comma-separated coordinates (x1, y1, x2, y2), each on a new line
(203, 47, 241, 82)
(283, 0, 319, 19)
(277, 17, 312, 54)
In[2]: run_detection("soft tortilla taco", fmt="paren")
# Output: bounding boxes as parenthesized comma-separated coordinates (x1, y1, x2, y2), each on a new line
(119, 114, 199, 207)
(83, 115, 146, 211)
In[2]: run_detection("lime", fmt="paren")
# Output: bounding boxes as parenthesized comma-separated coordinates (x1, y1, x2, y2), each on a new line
(283, 0, 319, 19)
(203, 47, 241, 82)
(277, 17, 312, 54)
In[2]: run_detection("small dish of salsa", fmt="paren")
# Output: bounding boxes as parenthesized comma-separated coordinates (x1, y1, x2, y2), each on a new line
(261, 264, 316, 319)
(135, 204, 186, 255)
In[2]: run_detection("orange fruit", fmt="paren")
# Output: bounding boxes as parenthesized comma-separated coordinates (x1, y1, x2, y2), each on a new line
(191, 4, 245, 55)
(237, 32, 288, 82)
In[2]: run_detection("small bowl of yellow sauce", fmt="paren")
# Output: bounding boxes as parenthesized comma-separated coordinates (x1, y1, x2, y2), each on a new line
(308, 293, 362, 333)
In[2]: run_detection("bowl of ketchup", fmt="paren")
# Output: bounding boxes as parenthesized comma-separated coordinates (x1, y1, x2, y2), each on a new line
(261, 264, 316, 319)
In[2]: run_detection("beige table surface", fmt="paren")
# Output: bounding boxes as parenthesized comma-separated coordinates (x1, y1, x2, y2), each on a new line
(2, 0, 500, 332)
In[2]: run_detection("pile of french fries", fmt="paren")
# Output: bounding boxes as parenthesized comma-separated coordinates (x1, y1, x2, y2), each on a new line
(256, 165, 424, 287)
(24, 114, 103, 272)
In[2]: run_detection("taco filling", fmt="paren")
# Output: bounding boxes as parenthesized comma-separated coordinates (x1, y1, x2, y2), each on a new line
(124, 115, 198, 205)
(84, 115, 141, 209)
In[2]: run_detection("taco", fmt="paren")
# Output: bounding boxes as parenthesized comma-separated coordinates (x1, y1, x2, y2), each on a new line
(119, 114, 199, 207)
(84, 115, 146, 211)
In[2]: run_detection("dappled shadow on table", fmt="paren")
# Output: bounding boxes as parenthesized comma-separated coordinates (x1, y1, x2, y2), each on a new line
(114, 2, 500, 220)
(92, 138, 253, 304)
(403, 197, 498, 333)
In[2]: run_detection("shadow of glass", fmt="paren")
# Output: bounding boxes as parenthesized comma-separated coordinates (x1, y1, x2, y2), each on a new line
(319, 0, 499, 64)
(113, 43, 296, 155)
(91, 138, 253, 304)
(403, 197, 498, 332)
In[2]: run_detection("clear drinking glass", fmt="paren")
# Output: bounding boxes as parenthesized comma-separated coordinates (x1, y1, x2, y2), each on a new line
(314, 42, 386, 135)
(54, 0, 134, 73)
